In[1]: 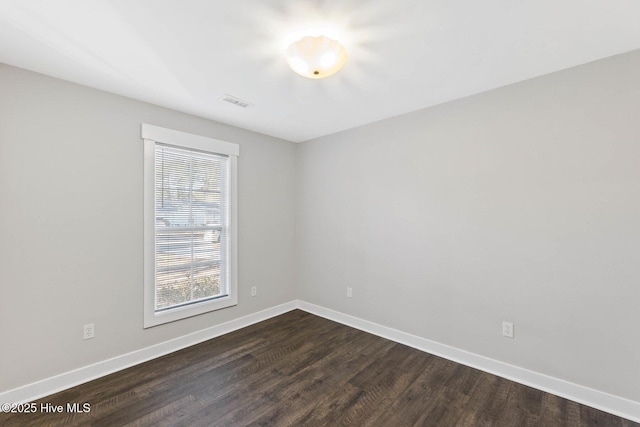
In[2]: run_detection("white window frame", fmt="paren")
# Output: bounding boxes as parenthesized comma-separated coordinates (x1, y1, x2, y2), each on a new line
(141, 124, 239, 328)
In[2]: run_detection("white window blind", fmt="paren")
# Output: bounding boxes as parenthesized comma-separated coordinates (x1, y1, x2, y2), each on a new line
(154, 144, 229, 311)
(141, 124, 238, 328)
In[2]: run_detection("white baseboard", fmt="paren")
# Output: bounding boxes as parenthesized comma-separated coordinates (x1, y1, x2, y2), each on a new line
(297, 301, 640, 423)
(3, 299, 638, 423)
(0, 301, 298, 405)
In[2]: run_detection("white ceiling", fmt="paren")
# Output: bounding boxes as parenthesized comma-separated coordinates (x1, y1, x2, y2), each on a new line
(1, 0, 639, 143)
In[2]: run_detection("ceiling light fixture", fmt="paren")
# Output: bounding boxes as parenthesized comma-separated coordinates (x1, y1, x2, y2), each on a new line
(285, 35, 348, 79)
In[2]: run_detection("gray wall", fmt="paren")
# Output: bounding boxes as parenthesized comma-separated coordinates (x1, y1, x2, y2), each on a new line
(0, 64, 297, 392)
(297, 50, 640, 401)
(3, 49, 640, 404)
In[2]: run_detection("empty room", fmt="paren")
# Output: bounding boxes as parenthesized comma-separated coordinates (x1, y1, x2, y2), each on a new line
(1, 1, 639, 426)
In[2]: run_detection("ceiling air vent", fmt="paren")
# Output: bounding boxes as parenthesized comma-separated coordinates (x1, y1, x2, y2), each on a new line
(221, 94, 253, 109)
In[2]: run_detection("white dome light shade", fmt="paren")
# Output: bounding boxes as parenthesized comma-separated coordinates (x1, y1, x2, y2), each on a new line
(285, 35, 348, 79)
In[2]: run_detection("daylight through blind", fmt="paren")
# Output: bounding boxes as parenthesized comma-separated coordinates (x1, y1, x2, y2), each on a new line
(154, 144, 229, 311)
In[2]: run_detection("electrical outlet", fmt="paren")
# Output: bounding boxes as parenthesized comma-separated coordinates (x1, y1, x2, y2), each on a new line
(251, 286, 257, 297)
(502, 321, 514, 338)
(346, 287, 353, 298)
(83, 323, 95, 340)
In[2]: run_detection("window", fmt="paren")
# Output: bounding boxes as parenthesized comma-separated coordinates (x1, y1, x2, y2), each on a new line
(141, 124, 238, 328)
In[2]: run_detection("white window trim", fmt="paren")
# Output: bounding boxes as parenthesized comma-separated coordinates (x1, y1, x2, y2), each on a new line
(141, 123, 239, 328)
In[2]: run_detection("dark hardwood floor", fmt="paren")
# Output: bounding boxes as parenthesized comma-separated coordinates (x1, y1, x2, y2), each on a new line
(1, 310, 637, 426)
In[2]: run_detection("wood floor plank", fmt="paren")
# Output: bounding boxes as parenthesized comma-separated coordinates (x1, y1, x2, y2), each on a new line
(566, 399, 585, 427)
(120, 395, 196, 427)
(342, 369, 416, 425)
(498, 384, 540, 427)
(1, 310, 637, 427)
(362, 355, 454, 426)
(581, 404, 625, 426)
(285, 339, 408, 426)
(506, 382, 543, 417)
(293, 382, 365, 426)
(230, 329, 389, 426)
(442, 363, 483, 397)
(541, 392, 570, 427)
(173, 324, 366, 426)
(414, 387, 471, 426)
(348, 342, 430, 390)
